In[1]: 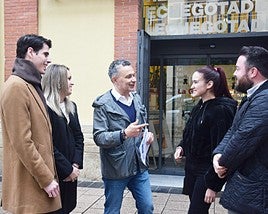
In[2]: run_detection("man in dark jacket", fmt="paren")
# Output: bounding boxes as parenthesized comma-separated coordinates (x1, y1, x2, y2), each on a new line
(92, 59, 154, 214)
(213, 46, 268, 214)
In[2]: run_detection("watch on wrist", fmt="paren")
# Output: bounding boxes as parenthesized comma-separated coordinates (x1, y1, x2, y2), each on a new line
(121, 129, 128, 140)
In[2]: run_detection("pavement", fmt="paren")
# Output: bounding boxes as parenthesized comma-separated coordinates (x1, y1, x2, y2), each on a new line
(0, 125, 227, 214)
(0, 174, 227, 214)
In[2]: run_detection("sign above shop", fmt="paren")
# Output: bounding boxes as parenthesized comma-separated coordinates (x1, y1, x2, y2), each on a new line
(144, 0, 268, 35)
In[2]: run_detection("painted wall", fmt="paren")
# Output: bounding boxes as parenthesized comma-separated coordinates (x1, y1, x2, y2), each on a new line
(0, 0, 4, 86)
(39, 0, 114, 125)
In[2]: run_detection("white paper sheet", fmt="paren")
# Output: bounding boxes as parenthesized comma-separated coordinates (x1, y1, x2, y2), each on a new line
(139, 128, 150, 165)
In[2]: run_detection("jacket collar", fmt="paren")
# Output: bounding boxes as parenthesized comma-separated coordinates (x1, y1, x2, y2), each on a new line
(101, 91, 143, 123)
(248, 80, 268, 101)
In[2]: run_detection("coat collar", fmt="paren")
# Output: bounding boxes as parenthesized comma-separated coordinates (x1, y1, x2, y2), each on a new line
(97, 90, 144, 123)
(248, 80, 268, 101)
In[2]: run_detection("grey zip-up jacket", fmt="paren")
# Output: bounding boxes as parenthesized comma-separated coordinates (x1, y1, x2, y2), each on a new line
(92, 90, 148, 179)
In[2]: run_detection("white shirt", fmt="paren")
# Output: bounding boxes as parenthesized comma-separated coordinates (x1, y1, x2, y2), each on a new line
(111, 88, 133, 106)
(247, 80, 267, 97)
(59, 102, 70, 124)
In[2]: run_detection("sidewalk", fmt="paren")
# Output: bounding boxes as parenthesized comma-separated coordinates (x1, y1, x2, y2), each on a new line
(0, 177, 228, 214)
(0, 125, 227, 213)
(72, 180, 227, 214)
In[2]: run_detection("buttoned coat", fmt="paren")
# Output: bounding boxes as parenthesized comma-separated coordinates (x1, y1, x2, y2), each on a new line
(0, 75, 61, 213)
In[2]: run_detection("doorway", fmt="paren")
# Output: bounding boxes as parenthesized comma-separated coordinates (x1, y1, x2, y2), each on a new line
(148, 55, 240, 175)
(137, 30, 268, 175)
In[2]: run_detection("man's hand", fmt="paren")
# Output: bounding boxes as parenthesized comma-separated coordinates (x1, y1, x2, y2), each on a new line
(124, 119, 149, 138)
(44, 180, 60, 198)
(146, 132, 154, 145)
(213, 154, 227, 178)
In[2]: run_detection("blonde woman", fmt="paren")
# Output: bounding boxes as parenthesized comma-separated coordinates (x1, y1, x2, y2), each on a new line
(42, 64, 84, 213)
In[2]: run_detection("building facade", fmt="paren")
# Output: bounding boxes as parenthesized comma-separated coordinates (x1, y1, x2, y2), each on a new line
(142, 0, 268, 174)
(1, 0, 268, 178)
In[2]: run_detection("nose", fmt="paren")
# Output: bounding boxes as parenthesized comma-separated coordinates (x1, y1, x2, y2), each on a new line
(190, 83, 194, 89)
(47, 56, 52, 64)
(131, 76, 136, 82)
(233, 70, 237, 76)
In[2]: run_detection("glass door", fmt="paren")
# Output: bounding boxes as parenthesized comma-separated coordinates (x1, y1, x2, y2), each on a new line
(148, 55, 238, 175)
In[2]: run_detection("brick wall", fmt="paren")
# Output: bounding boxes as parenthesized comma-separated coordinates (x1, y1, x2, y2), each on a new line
(114, 0, 143, 69)
(4, 0, 38, 80)
(4, 0, 142, 79)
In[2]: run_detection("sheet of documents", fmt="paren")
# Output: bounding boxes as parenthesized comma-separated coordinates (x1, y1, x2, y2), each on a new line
(139, 128, 150, 165)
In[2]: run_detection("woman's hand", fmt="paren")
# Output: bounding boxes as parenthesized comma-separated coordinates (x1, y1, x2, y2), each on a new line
(174, 146, 183, 162)
(63, 166, 80, 182)
(204, 188, 216, 204)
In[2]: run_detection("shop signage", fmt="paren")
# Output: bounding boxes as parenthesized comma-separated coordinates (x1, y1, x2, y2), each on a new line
(144, 0, 268, 35)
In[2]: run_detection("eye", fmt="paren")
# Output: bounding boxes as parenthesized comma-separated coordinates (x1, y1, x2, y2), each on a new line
(126, 74, 135, 79)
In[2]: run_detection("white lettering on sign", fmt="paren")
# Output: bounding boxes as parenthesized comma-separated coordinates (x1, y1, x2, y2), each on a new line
(178, 0, 254, 17)
(145, 0, 262, 35)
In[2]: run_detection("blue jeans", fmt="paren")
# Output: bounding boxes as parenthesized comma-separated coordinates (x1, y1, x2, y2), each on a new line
(102, 170, 154, 214)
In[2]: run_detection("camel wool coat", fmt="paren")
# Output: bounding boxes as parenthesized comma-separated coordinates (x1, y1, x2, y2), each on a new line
(0, 75, 61, 213)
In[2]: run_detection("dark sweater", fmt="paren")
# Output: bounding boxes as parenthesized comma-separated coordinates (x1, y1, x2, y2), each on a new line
(180, 96, 237, 191)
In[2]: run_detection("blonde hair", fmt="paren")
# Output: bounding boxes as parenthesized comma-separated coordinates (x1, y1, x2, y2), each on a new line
(41, 64, 74, 116)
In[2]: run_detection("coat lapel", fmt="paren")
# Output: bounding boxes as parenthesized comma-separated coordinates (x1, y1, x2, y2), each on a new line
(27, 83, 52, 131)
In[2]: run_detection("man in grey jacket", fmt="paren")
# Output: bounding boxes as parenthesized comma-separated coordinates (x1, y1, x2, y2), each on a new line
(213, 46, 268, 214)
(92, 59, 154, 214)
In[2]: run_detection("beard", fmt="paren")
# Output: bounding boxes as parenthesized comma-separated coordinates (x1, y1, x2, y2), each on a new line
(234, 75, 253, 93)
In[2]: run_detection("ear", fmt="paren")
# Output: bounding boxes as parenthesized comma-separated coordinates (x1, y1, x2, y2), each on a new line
(111, 76, 117, 84)
(249, 67, 258, 78)
(25, 47, 35, 59)
(207, 80, 214, 89)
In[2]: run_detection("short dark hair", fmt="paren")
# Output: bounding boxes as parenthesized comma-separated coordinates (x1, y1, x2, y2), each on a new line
(108, 59, 131, 79)
(16, 34, 52, 59)
(239, 46, 268, 78)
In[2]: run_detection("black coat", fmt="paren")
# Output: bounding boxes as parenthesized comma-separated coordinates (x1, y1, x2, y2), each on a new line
(214, 81, 268, 214)
(180, 97, 237, 192)
(48, 102, 84, 213)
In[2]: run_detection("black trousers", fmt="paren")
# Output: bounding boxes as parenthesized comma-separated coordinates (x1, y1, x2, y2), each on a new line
(183, 161, 212, 214)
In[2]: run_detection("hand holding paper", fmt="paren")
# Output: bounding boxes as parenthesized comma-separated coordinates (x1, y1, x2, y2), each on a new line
(139, 128, 154, 165)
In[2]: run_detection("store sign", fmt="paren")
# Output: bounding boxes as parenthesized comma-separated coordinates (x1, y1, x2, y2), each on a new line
(144, 0, 268, 35)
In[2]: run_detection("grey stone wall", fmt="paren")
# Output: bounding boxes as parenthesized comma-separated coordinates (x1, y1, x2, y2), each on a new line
(80, 125, 102, 181)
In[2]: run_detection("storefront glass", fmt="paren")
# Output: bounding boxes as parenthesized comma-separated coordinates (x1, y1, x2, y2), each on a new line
(143, 0, 267, 174)
(148, 56, 239, 174)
